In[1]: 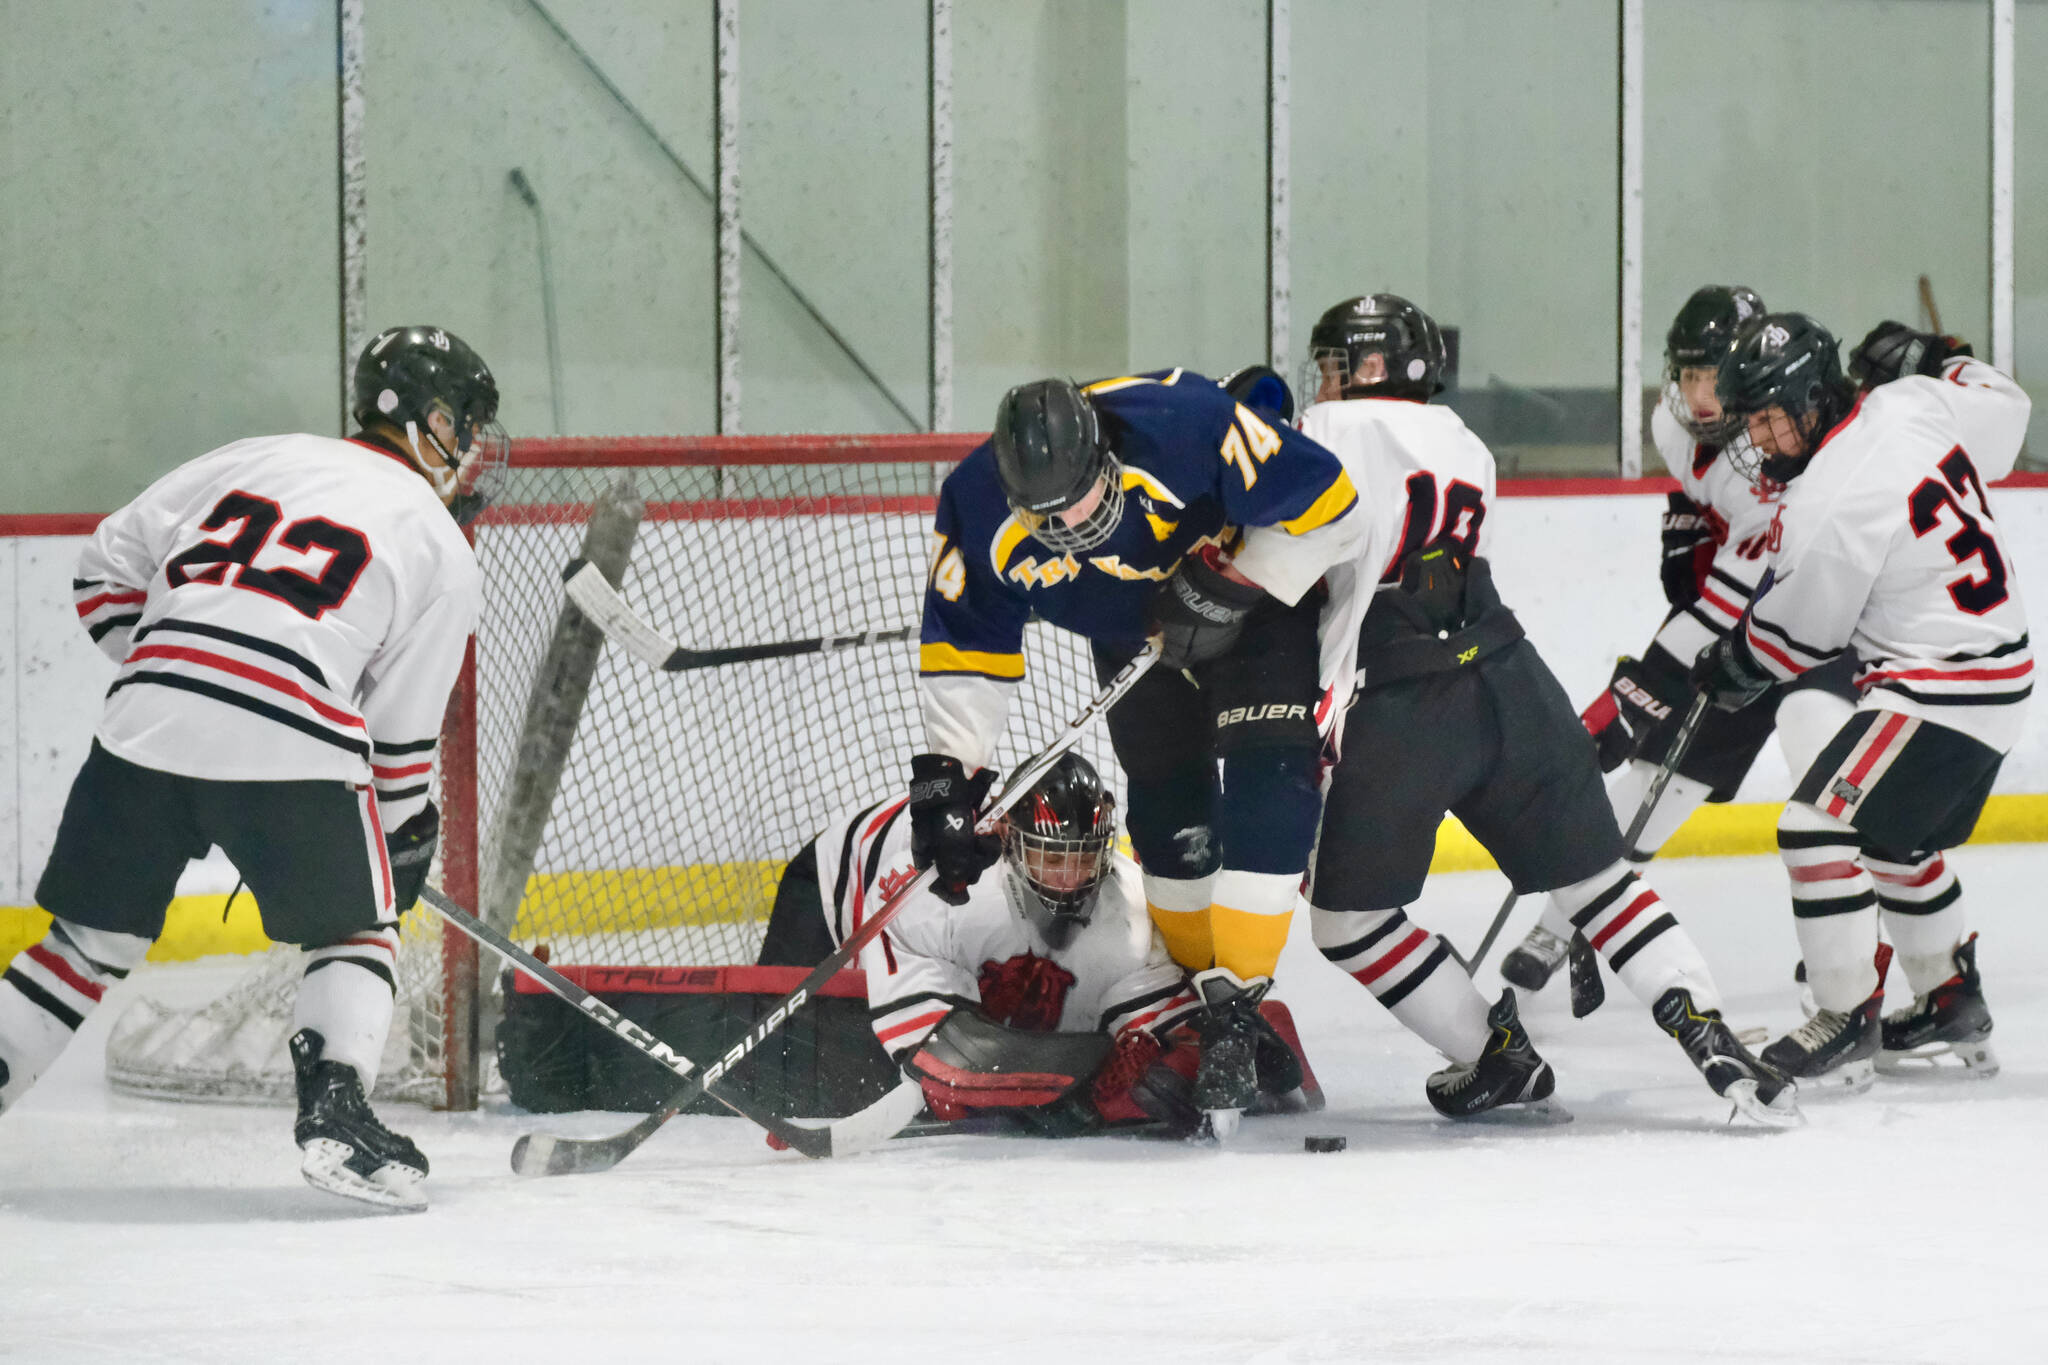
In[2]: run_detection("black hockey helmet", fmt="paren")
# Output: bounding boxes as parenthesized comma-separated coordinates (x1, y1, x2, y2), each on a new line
(1663, 285, 1765, 441)
(1218, 364, 1296, 425)
(1003, 752, 1117, 947)
(352, 325, 509, 525)
(1716, 312, 1856, 484)
(1303, 294, 1448, 404)
(991, 378, 1123, 555)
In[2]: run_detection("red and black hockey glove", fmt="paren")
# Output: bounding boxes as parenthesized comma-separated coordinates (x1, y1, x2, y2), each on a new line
(1659, 492, 1715, 609)
(1580, 655, 1685, 772)
(908, 753, 1000, 906)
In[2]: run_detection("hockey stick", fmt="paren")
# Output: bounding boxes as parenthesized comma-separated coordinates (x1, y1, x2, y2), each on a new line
(417, 884, 926, 1161)
(509, 640, 1164, 1177)
(562, 557, 916, 672)
(1460, 887, 1520, 977)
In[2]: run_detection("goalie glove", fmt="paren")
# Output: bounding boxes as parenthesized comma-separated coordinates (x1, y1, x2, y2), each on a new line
(385, 804, 438, 912)
(1848, 320, 1973, 390)
(1148, 545, 1267, 671)
(1659, 491, 1715, 609)
(908, 753, 1000, 906)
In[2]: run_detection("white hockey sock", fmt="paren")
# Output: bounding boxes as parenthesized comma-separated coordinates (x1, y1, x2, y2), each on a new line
(1607, 760, 1713, 860)
(292, 925, 400, 1092)
(1312, 904, 1487, 1064)
(1143, 870, 1217, 972)
(1553, 862, 1720, 1011)
(1534, 765, 1712, 941)
(1869, 851, 1967, 994)
(0, 918, 149, 1110)
(1779, 802, 1880, 1011)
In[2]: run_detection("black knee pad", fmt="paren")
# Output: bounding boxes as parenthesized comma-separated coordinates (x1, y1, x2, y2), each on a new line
(1123, 764, 1221, 878)
(1217, 746, 1324, 875)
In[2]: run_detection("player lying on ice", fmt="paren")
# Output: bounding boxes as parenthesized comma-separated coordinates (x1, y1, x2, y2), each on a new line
(912, 363, 1362, 1138)
(1291, 293, 1798, 1128)
(0, 326, 506, 1210)
(1689, 312, 2027, 1092)
(759, 753, 1321, 1139)
(1503, 285, 1854, 992)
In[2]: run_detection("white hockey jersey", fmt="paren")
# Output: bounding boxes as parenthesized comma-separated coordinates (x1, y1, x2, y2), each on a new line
(1743, 358, 2033, 752)
(1297, 396, 1500, 702)
(811, 796, 1198, 1060)
(1648, 398, 1790, 664)
(73, 434, 481, 832)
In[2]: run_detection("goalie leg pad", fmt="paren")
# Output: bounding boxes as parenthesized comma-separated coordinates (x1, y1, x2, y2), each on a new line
(905, 1008, 1113, 1113)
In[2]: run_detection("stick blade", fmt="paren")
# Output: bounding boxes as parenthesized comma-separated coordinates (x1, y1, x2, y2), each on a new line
(510, 1125, 642, 1177)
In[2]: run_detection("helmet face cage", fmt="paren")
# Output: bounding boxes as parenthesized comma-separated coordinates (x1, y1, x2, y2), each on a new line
(1002, 774, 1116, 929)
(354, 326, 508, 523)
(1715, 313, 1848, 488)
(1013, 455, 1124, 555)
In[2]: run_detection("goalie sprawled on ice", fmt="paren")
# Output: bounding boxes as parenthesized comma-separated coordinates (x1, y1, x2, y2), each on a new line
(759, 753, 1321, 1138)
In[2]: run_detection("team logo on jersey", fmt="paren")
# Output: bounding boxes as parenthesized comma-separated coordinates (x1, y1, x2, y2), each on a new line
(875, 863, 919, 903)
(1829, 777, 1864, 807)
(1006, 552, 1082, 589)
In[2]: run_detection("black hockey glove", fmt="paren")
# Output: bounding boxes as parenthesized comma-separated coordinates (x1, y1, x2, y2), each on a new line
(1659, 491, 1714, 608)
(1580, 654, 1685, 772)
(1848, 321, 1973, 390)
(385, 804, 438, 912)
(1148, 548, 1267, 671)
(1689, 634, 1773, 713)
(908, 753, 1000, 906)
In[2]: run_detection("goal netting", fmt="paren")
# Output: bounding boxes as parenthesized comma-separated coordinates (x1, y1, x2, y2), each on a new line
(103, 434, 1124, 1108)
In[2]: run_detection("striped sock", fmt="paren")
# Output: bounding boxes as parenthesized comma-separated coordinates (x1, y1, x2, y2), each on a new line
(0, 919, 147, 1110)
(1779, 802, 1880, 1011)
(1869, 851, 1967, 994)
(1311, 904, 1487, 1063)
(294, 925, 401, 1092)
(1555, 861, 1719, 1011)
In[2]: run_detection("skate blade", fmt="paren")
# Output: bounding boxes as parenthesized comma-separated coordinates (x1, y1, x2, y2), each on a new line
(1877, 1038, 1999, 1079)
(1454, 1096, 1574, 1127)
(301, 1138, 427, 1212)
(1787, 1057, 1875, 1096)
(1734, 1025, 1770, 1048)
(1724, 1080, 1804, 1130)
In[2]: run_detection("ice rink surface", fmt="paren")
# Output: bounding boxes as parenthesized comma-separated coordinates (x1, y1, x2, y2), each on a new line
(4, 847, 2045, 1364)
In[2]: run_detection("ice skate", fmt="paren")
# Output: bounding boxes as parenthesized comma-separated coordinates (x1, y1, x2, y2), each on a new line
(1426, 989, 1570, 1124)
(1500, 924, 1569, 992)
(1761, 943, 1889, 1095)
(291, 1029, 428, 1211)
(1189, 969, 1265, 1142)
(1653, 988, 1802, 1127)
(1880, 933, 1998, 1077)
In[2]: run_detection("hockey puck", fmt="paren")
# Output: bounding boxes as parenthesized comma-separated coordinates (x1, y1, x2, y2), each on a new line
(1303, 1134, 1347, 1154)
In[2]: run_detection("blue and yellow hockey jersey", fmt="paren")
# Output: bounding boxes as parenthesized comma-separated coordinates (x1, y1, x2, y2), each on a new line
(920, 369, 1362, 768)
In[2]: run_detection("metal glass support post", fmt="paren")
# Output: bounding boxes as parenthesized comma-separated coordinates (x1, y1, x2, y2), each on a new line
(714, 0, 741, 435)
(1267, 0, 1291, 375)
(336, 0, 367, 434)
(929, 0, 954, 436)
(1618, 0, 1644, 477)
(1992, 0, 2015, 374)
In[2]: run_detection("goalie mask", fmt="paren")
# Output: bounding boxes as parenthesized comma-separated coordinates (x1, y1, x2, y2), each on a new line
(1002, 753, 1116, 948)
(352, 325, 510, 526)
(1662, 285, 1764, 443)
(992, 378, 1124, 555)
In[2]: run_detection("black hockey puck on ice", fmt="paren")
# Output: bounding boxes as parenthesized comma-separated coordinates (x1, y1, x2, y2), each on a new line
(1303, 1135, 1346, 1153)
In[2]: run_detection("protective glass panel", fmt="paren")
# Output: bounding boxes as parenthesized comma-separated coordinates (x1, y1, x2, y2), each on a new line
(2018, 0, 2047, 465)
(1643, 0, 1991, 473)
(1292, 0, 1620, 476)
(364, 2, 716, 442)
(0, 4, 338, 511)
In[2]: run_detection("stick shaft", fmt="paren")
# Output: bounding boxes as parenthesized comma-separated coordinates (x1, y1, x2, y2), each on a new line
(1622, 690, 1710, 850)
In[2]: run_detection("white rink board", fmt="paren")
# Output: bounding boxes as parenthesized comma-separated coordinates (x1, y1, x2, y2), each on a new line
(7, 485, 2048, 902)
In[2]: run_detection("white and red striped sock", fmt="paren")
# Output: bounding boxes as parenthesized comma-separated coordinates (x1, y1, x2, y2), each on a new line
(1311, 904, 1488, 1064)
(293, 924, 401, 1092)
(1869, 851, 1968, 994)
(1554, 862, 1719, 1011)
(1778, 802, 1881, 1011)
(0, 919, 148, 1110)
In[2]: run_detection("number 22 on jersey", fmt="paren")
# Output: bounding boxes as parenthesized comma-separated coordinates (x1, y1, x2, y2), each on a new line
(164, 490, 372, 619)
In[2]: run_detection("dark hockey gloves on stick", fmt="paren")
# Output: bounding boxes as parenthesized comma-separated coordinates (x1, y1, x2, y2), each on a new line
(504, 640, 1163, 1177)
(1689, 633, 1773, 713)
(1848, 321, 1972, 391)
(385, 805, 439, 911)
(416, 884, 927, 1163)
(562, 557, 916, 672)
(1148, 547, 1267, 670)
(1659, 492, 1716, 609)
(908, 754, 1001, 905)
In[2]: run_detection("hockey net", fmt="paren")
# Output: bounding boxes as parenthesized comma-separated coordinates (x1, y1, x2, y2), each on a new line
(104, 434, 1124, 1108)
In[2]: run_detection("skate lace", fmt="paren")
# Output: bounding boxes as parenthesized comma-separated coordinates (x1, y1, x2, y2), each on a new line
(1786, 1008, 1851, 1051)
(1520, 926, 1569, 963)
